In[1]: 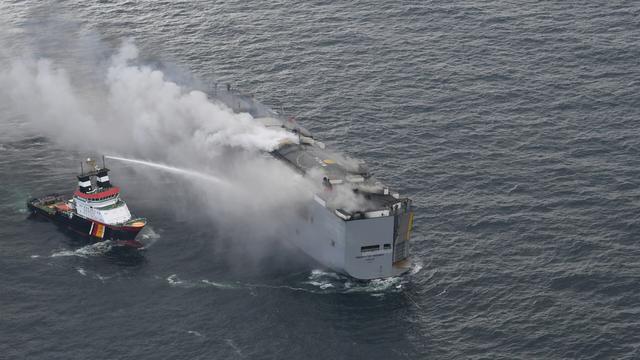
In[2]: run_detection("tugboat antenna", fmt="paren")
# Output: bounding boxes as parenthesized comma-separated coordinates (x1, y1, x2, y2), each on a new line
(102, 155, 106, 169)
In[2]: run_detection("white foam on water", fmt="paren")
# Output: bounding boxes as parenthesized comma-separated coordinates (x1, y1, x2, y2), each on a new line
(309, 269, 344, 281)
(95, 273, 110, 282)
(202, 279, 313, 293)
(167, 275, 242, 290)
(303, 262, 424, 294)
(344, 277, 404, 293)
(166, 274, 185, 286)
(304, 269, 407, 294)
(75, 267, 111, 282)
(139, 226, 161, 249)
(306, 281, 335, 290)
(187, 330, 204, 338)
(304, 269, 350, 291)
(201, 279, 239, 290)
(30, 254, 40, 259)
(410, 262, 424, 275)
(50, 241, 114, 258)
(167, 271, 407, 295)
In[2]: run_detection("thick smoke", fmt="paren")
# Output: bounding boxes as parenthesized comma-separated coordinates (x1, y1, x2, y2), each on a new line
(1, 39, 297, 156)
(0, 33, 318, 267)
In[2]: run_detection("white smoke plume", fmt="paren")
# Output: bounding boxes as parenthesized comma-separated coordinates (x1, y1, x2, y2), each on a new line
(1, 39, 297, 156)
(0, 35, 318, 267)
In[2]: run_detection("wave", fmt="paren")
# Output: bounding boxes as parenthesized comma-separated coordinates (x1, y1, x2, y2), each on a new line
(303, 268, 422, 295)
(166, 274, 190, 287)
(165, 267, 422, 296)
(50, 241, 114, 258)
(139, 226, 161, 249)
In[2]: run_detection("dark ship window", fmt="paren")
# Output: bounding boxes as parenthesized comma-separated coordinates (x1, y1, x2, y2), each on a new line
(361, 245, 380, 253)
(383, 244, 391, 250)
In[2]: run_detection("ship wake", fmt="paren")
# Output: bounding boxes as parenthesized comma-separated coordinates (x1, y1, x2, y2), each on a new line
(164, 269, 421, 296)
(304, 269, 406, 294)
(50, 241, 114, 258)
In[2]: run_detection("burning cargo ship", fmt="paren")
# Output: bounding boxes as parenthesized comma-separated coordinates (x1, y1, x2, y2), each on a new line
(217, 89, 414, 280)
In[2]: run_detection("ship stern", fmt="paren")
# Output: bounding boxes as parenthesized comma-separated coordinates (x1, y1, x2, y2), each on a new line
(343, 208, 413, 280)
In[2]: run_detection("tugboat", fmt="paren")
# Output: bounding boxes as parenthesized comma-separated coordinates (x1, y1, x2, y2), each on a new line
(27, 157, 147, 248)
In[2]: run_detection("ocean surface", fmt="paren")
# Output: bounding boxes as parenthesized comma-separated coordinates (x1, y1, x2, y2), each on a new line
(2, 1, 640, 359)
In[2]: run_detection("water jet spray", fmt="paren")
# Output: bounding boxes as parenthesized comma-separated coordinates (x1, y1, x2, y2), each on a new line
(105, 155, 228, 186)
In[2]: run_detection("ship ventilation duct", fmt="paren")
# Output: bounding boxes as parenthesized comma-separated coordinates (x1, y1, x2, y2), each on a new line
(77, 175, 92, 193)
(96, 169, 112, 188)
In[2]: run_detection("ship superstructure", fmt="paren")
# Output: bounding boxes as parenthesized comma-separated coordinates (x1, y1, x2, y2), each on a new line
(217, 90, 414, 279)
(27, 158, 147, 248)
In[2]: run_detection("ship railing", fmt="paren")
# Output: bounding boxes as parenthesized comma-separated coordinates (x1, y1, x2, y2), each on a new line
(97, 199, 125, 210)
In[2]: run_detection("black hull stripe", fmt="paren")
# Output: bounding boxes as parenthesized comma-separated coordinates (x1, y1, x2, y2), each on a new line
(28, 205, 144, 242)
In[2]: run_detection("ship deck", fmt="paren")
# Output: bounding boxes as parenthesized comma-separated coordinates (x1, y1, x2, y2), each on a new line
(29, 194, 68, 214)
(214, 88, 411, 214)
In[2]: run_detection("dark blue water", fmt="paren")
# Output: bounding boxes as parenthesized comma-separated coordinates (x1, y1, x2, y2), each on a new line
(2, 1, 640, 358)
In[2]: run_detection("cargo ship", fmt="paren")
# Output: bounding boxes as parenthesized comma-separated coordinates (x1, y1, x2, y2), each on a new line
(27, 158, 147, 248)
(216, 87, 414, 279)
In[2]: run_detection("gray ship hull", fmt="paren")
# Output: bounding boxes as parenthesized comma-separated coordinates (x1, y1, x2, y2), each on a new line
(290, 196, 413, 280)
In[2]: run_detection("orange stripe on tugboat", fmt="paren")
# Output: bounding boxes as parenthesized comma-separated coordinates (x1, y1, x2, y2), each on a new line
(96, 223, 105, 238)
